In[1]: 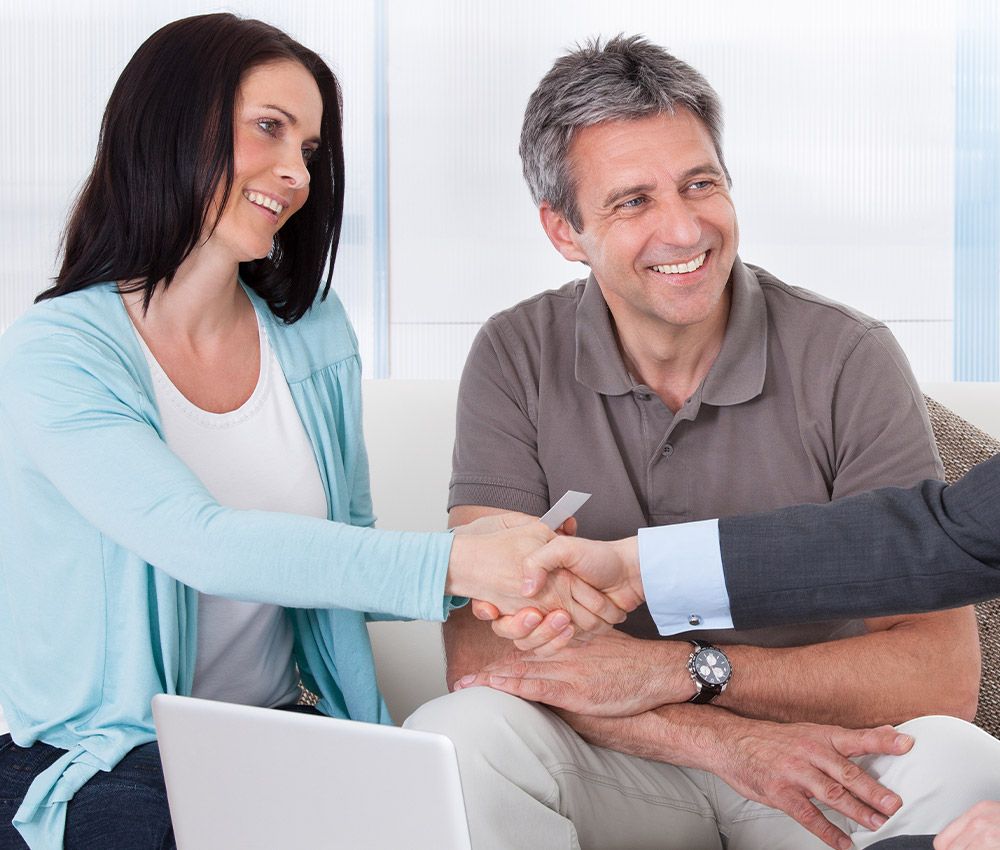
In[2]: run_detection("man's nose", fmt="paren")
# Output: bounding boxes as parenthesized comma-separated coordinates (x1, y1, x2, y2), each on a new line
(655, 195, 701, 247)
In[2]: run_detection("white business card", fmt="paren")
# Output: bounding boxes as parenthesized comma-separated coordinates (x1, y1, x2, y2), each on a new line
(539, 490, 592, 531)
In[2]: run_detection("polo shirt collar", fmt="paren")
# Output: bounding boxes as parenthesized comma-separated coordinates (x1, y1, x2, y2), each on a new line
(574, 257, 767, 407)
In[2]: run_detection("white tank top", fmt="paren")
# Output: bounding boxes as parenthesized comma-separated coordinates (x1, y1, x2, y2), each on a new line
(135, 309, 327, 708)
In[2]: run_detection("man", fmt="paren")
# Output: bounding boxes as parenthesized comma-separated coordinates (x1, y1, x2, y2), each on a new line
(503, 454, 1000, 850)
(405, 35, 980, 850)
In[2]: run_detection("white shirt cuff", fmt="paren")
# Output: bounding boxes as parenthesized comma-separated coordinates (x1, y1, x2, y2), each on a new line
(638, 520, 734, 635)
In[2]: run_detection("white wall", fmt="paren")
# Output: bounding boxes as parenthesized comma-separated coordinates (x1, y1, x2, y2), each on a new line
(1, 0, 997, 382)
(387, 0, 962, 380)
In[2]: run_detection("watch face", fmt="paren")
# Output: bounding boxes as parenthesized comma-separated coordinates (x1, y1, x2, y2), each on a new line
(694, 648, 731, 685)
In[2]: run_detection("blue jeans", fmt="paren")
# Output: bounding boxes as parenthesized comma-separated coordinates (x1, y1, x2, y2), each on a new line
(0, 703, 321, 849)
(0, 734, 174, 849)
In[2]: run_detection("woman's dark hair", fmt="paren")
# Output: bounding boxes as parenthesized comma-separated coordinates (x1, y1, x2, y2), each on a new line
(37, 13, 345, 323)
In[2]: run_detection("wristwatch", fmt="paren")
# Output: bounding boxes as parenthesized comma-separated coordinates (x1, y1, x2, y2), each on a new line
(686, 641, 732, 704)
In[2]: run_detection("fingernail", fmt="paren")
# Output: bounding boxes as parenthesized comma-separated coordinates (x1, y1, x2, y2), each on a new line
(871, 813, 887, 828)
(895, 733, 913, 750)
(881, 793, 900, 811)
(550, 612, 570, 630)
(838, 838, 852, 850)
(459, 674, 476, 686)
(523, 612, 542, 628)
(488, 675, 506, 685)
(560, 626, 574, 638)
(521, 579, 537, 595)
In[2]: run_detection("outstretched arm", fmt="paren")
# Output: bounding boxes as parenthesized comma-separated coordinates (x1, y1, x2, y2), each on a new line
(524, 450, 1000, 635)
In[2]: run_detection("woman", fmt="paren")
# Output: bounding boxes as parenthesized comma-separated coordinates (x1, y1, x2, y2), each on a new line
(0, 14, 619, 850)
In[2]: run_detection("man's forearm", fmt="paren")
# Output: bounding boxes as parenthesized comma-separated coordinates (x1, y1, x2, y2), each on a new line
(713, 608, 980, 726)
(563, 701, 736, 769)
(530, 531, 981, 725)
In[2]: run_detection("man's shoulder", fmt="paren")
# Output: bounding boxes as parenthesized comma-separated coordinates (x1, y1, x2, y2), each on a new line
(482, 278, 587, 341)
(749, 264, 884, 337)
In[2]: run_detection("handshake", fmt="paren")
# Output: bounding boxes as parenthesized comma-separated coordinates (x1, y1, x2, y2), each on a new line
(444, 513, 646, 653)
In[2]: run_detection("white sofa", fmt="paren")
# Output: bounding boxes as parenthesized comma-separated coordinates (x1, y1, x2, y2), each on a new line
(1, 380, 995, 735)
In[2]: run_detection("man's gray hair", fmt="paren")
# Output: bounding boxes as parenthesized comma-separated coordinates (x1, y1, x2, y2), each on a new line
(520, 34, 729, 231)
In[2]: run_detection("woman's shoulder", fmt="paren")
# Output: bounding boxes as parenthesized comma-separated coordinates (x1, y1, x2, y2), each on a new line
(252, 285, 361, 381)
(0, 284, 130, 365)
(0, 285, 149, 427)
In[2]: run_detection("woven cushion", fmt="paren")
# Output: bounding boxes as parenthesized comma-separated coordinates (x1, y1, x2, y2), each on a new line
(925, 395, 1000, 738)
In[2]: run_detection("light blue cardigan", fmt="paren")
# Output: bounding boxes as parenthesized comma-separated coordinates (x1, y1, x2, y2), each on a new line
(0, 283, 456, 849)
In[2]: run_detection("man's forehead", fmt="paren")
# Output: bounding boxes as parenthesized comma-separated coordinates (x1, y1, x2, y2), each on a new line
(567, 111, 721, 195)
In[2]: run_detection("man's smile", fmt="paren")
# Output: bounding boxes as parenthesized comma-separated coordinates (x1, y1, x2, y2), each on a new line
(650, 251, 707, 276)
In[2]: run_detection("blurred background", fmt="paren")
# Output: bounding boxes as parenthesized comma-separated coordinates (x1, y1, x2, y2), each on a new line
(2, 0, 997, 381)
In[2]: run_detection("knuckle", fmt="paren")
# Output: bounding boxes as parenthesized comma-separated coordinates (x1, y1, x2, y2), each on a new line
(839, 761, 864, 784)
(526, 680, 549, 697)
(823, 781, 848, 803)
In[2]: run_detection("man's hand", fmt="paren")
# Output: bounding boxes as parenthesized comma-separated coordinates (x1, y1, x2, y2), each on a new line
(453, 630, 694, 714)
(447, 516, 627, 638)
(561, 709, 912, 850)
(935, 801, 1000, 849)
(714, 716, 913, 850)
(522, 535, 645, 612)
(468, 534, 645, 652)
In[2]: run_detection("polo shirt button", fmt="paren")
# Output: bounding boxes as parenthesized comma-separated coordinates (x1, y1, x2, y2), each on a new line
(688, 614, 703, 626)
(662, 443, 674, 457)
(636, 392, 651, 400)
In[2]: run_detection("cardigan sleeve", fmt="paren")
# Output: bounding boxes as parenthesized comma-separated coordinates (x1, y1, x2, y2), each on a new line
(0, 331, 454, 621)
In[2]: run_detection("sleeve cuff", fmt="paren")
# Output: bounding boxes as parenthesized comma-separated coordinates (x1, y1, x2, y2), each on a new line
(638, 520, 734, 635)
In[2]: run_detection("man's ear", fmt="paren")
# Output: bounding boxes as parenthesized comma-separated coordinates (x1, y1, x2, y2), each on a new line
(539, 203, 588, 263)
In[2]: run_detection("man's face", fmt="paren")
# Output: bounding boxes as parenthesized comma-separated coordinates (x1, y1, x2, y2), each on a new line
(543, 110, 738, 336)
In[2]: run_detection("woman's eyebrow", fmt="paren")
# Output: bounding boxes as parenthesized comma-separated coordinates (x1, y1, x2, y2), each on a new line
(261, 103, 299, 124)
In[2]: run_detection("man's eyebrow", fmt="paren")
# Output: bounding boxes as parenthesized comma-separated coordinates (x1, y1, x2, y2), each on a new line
(602, 182, 657, 209)
(678, 163, 725, 183)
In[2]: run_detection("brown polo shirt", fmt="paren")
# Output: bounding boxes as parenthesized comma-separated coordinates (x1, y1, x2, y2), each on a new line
(449, 258, 943, 645)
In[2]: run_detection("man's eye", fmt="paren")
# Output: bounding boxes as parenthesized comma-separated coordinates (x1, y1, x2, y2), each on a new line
(687, 180, 713, 192)
(619, 197, 645, 210)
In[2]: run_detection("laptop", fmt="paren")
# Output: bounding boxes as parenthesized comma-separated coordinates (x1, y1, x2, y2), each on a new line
(152, 694, 473, 850)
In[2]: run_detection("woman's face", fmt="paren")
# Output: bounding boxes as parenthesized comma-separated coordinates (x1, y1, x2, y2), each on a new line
(208, 59, 323, 262)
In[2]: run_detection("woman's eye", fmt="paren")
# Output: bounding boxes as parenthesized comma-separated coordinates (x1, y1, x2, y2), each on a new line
(302, 146, 318, 164)
(257, 118, 281, 135)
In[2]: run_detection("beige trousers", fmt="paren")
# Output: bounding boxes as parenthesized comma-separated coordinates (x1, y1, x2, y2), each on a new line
(405, 688, 1000, 850)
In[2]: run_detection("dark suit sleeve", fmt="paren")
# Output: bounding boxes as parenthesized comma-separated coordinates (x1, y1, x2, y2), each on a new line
(719, 454, 1000, 629)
